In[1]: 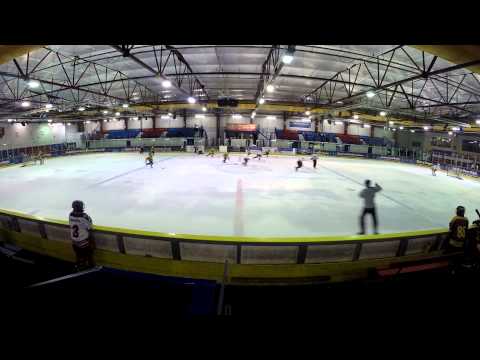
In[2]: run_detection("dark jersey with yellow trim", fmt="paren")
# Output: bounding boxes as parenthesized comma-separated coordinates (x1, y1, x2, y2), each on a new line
(449, 215, 469, 248)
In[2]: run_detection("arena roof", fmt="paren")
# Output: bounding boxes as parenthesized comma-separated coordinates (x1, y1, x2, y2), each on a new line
(0, 45, 479, 128)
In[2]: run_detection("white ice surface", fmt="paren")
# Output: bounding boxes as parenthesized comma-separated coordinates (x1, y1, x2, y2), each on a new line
(1, 152, 479, 237)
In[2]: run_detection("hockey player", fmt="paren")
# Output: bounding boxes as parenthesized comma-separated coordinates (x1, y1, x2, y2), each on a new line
(264, 149, 270, 157)
(145, 154, 154, 168)
(206, 148, 216, 157)
(243, 156, 250, 166)
(295, 159, 303, 172)
(253, 152, 262, 160)
(446, 205, 469, 254)
(311, 154, 318, 169)
(69, 200, 95, 271)
(139, 145, 145, 154)
(149, 146, 155, 157)
(431, 163, 438, 176)
(223, 152, 230, 163)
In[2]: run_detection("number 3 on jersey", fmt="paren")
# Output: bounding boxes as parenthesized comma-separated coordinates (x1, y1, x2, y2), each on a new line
(72, 225, 79, 238)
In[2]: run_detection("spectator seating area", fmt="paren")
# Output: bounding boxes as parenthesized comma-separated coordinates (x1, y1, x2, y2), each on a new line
(105, 129, 141, 139)
(2, 142, 77, 164)
(141, 128, 167, 138)
(336, 134, 362, 145)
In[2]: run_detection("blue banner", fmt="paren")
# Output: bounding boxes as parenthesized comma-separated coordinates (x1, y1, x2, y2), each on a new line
(289, 120, 311, 129)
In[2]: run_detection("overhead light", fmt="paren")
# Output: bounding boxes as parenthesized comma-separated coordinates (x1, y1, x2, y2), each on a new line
(161, 115, 171, 119)
(336, 101, 343, 104)
(162, 80, 172, 88)
(195, 114, 205, 119)
(392, 128, 397, 131)
(423, 126, 430, 131)
(67, 122, 71, 126)
(410, 129, 415, 133)
(353, 114, 359, 120)
(27, 80, 40, 88)
(122, 104, 129, 108)
(21, 101, 30, 107)
(476, 119, 480, 125)
(389, 121, 394, 125)
(131, 117, 138, 121)
(251, 111, 256, 118)
(282, 53, 294, 64)
(78, 106, 85, 111)
(115, 112, 120, 116)
(366, 91, 375, 98)
(86, 121, 90, 124)
(305, 111, 311, 116)
(187, 96, 196, 104)
(103, 110, 109, 114)
(452, 126, 460, 131)
(266, 84, 275, 93)
(335, 120, 343, 125)
(45, 103, 53, 109)
(399, 126, 404, 130)
(380, 111, 387, 116)
(168, 113, 173, 117)
(259, 98, 265, 105)
(232, 114, 242, 119)
(47, 119, 52, 123)
(266, 116, 277, 120)
(448, 131, 453, 135)
(363, 124, 371, 128)
(104, 119, 108, 122)
(202, 107, 207, 112)
(7, 119, 13, 122)
(132, 96, 140, 101)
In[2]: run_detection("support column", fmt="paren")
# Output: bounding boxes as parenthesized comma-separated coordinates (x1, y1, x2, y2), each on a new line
(370, 125, 374, 137)
(216, 113, 220, 146)
(183, 109, 187, 128)
(152, 116, 156, 129)
(343, 121, 348, 135)
(314, 118, 319, 133)
(124, 117, 128, 130)
(100, 119, 104, 132)
(283, 111, 287, 131)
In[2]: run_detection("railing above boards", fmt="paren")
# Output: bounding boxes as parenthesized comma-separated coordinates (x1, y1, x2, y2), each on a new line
(0, 208, 451, 266)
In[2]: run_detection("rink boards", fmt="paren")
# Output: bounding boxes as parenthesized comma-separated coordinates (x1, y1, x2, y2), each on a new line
(0, 207, 456, 284)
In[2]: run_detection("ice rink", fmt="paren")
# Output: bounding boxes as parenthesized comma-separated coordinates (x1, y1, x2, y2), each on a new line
(1, 152, 479, 237)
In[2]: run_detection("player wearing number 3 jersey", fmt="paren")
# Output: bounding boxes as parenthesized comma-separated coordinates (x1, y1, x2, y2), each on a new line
(69, 200, 95, 270)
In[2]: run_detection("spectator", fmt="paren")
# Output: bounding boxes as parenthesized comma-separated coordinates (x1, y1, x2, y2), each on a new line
(69, 200, 95, 271)
(358, 180, 382, 235)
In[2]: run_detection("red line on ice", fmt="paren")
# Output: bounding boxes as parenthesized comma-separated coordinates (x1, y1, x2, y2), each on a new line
(234, 178, 244, 236)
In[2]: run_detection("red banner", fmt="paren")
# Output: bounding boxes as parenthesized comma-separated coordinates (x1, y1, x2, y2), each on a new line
(226, 124, 257, 132)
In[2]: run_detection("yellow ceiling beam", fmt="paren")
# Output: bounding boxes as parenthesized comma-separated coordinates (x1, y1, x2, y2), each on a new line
(410, 45, 480, 74)
(0, 45, 45, 66)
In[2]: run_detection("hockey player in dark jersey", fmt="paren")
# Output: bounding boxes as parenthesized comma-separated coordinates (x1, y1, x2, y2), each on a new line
(295, 159, 303, 172)
(243, 156, 250, 166)
(264, 149, 270, 157)
(311, 154, 318, 169)
(223, 152, 230, 163)
(447, 205, 469, 254)
(69, 200, 95, 271)
(253, 152, 262, 160)
(145, 154, 154, 168)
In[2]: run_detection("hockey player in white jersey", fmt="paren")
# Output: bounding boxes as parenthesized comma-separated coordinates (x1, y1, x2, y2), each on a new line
(69, 200, 95, 270)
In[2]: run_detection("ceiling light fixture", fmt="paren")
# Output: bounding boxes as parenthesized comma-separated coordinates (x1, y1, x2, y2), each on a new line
(187, 96, 196, 104)
(423, 126, 430, 131)
(266, 116, 277, 120)
(399, 126, 404, 130)
(27, 80, 40, 88)
(78, 106, 85, 111)
(195, 114, 205, 119)
(103, 110, 109, 114)
(232, 114, 242, 119)
(305, 111, 311, 116)
(353, 114, 359, 120)
(122, 104, 129, 108)
(202, 106, 207, 112)
(363, 124, 371, 128)
(115, 112, 120, 116)
(448, 131, 453, 135)
(366, 91, 375, 98)
(266, 84, 275, 93)
(259, 98, 265, 105)
(21, 101, 30, 107)
(410, 129, 415, 133)
(162, 80, 172, 88)
(45, 103, 53, 109)
(380, 111, 387, 116)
